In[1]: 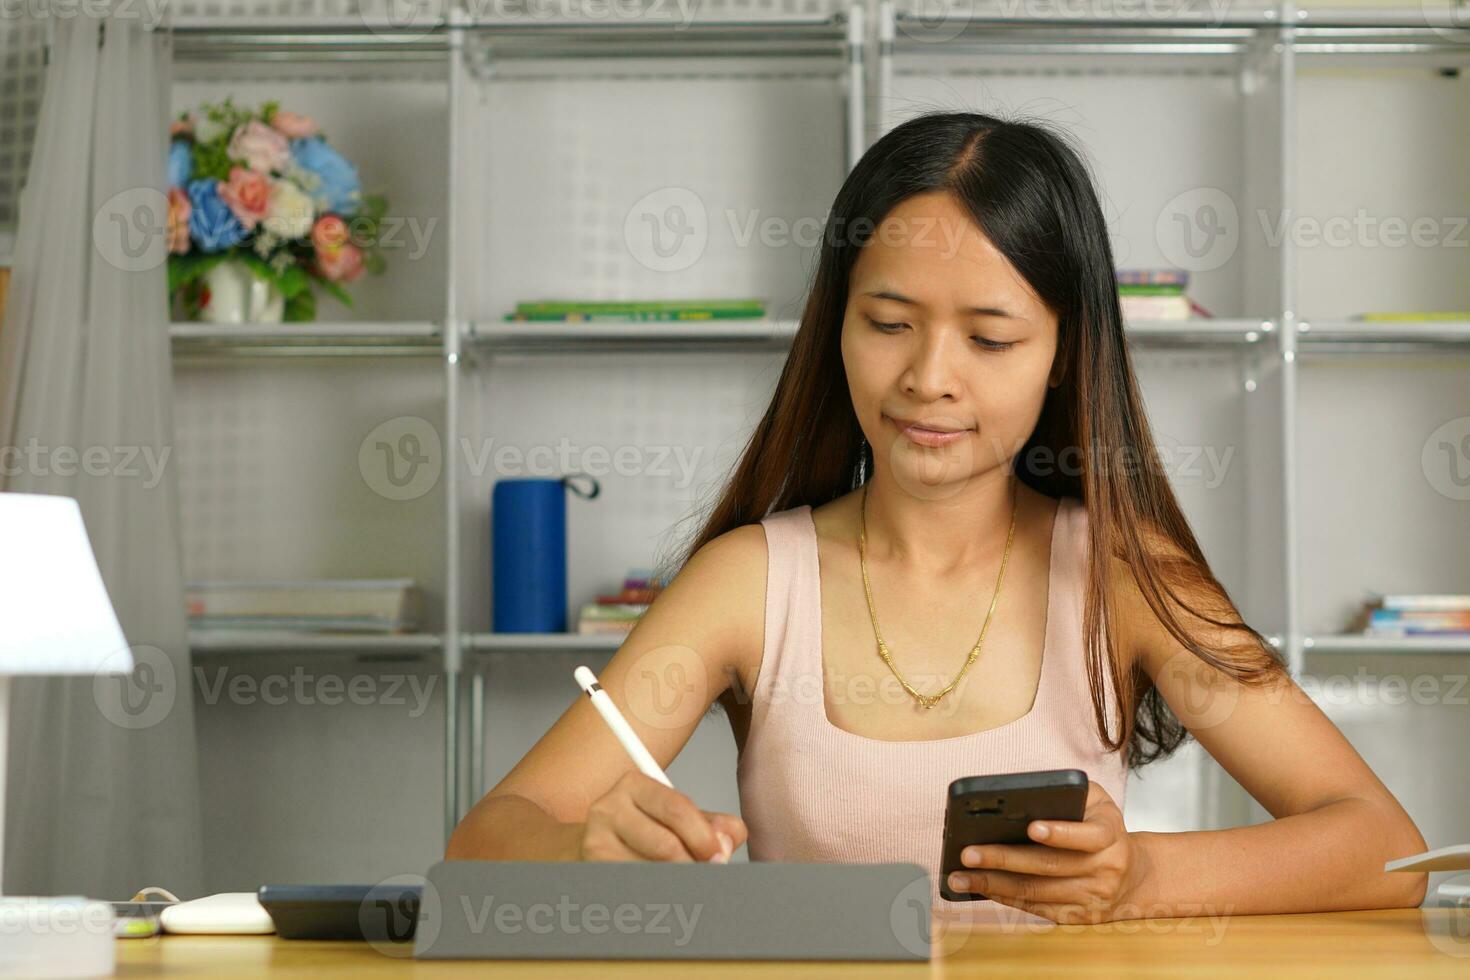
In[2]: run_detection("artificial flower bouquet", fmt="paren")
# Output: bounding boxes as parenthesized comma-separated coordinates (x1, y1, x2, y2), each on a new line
(166, 98, 389, 322)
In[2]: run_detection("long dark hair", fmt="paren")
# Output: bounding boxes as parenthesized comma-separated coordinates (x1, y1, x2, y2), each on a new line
(666, 111, 1283, 768)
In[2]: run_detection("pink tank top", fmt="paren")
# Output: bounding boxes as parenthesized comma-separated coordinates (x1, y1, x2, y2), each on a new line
(735, 494, 1128, 922)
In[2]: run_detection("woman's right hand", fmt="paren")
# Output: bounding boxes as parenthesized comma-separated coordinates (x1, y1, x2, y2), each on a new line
(578, 770, 747, 863)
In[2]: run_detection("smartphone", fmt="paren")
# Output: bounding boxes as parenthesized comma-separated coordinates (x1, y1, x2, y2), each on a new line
(939, 768, 1089, 902)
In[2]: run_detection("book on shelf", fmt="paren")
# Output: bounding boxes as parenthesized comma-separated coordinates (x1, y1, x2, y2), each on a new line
(1350, 593, 1470, 637)
(1115, 269, 1214, 322)
(514, 299, 766, 314)
(505, 299, 767, 323)
(1349, 311, 1470, 322)
(1368, 593, 1470, 612)
(1116, 269, 1188, 288)
(1120, 294, 1192, 321)
(185, 579, 422, 634)
(575, 569, 667, 636)
(504, 310, 767, 322)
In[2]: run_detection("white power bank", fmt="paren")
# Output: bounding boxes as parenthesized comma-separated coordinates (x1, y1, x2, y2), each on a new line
(158, 892, 276, 934)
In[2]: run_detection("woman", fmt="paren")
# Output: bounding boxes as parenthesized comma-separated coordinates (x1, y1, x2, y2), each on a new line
(448, 111, 1428, 924)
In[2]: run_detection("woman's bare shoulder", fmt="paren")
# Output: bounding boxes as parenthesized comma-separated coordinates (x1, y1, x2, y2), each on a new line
(664, 520, 770, 691)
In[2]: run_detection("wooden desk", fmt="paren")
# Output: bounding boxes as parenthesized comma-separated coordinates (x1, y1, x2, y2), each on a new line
(117, 908, 1468, 977)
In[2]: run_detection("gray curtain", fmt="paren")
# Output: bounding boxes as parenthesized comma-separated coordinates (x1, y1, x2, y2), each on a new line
(0, 12, 204, 899)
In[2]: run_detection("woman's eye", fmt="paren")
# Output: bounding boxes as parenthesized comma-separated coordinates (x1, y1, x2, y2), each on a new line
(865, 315, 1012, 351)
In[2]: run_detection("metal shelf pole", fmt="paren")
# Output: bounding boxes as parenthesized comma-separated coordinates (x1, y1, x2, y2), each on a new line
(443, 6, 467, 844)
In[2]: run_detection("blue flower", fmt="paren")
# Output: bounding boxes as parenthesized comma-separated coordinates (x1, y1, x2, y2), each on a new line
(167, 140, 193, 188)
(186, 178, 248, 253)
(290, 137, 361, 215)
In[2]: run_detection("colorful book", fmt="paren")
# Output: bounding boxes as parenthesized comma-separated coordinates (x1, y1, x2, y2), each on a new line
(1116, 269, 1189, 288)
(1121, 294, 1192, 321)
(1370, 594, 1470, 612)
(513, 299, 766, 315)
(503, 309, 766, 322)
(1351, 311, 1470, 322)
(186, 579, 422, 633)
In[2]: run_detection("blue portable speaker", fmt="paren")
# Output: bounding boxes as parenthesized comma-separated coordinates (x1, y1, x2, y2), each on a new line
(492, 475, 600, 633)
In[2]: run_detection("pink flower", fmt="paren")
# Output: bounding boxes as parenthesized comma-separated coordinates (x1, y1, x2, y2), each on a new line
(314, 241, 364, 283)
(169, 115, 195, 138)
(311, 214, 350, 252)
(217, 166, 271, 230)
(271, 110, 319, 139)
(167, 187, 191, 254)
(227, 119, 290, 175)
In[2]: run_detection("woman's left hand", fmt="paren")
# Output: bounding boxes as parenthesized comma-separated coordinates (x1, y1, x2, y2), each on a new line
(945, 781, 1147, 923)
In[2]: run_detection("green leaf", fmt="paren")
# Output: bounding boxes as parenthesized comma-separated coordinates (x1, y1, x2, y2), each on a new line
(190, 139, 233, 182)
(284, 289, 316, 322)
(316, 277, 354, 308)
(167, 252, 226, 293)
(359, 192, 389, 220)
(275, 264, 310, 300)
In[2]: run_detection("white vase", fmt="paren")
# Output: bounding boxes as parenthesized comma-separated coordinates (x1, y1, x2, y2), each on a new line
(198, 258, 285, 324)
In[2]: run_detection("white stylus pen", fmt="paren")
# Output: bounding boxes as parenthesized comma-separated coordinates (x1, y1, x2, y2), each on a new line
(574, 664, 674, 788)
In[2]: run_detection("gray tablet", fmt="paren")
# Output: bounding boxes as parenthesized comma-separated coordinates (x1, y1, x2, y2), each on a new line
(414, 860, 932, 961)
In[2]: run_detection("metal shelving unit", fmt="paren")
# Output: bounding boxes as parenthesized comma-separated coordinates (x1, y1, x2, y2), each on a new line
(188, 630, 443, 654)
(169, 321, 443, 357)
(1303, 633, 1470, 655)
(162, 2, 866, 842)
(469, 632, 622, 653)
(1295, 319, 1470, 353)
(462, 318, 802, 353)
(159, 2, 1470, 847)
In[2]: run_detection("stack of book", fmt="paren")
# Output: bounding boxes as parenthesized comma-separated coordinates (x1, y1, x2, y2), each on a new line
(1117, 269, 1212, 321)
(503, 299, 766, 322)
(577, 569, 666, 636)
(1348, 311, 1470, 322)
(1350, 594, 1470, 637)
(186, 579, 423, 634)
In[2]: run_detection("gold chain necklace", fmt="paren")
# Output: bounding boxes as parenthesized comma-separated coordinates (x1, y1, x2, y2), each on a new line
(858, 478, 1018, 710)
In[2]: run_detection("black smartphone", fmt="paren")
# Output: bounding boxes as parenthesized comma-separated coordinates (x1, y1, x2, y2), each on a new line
(939, 768, 1090, 902)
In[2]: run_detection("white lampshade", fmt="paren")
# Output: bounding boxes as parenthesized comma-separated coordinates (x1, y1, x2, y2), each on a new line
(0, 492, 131, 675)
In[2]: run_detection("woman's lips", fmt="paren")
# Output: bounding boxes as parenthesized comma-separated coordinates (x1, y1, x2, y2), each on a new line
(885, 414, 973, 447)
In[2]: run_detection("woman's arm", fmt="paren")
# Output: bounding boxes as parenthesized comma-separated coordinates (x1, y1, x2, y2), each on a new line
(1110, 529, 1429, 915)
(949, 546, 1429, 921)
(1120, 631, 1429, 915)
(446, 523, 767, 861)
